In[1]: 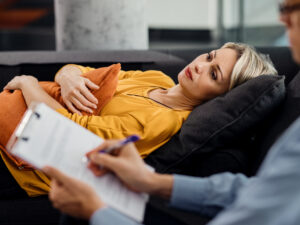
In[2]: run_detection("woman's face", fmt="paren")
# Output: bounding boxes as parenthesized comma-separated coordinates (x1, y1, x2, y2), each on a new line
(178, 48, 238, 102)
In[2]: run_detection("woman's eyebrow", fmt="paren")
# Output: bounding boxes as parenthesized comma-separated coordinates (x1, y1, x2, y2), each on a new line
(214, 50, 224, 81)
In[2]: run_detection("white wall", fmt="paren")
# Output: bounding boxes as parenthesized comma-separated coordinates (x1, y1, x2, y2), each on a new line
(146, 0, 217, 29)
(244, 0, 280, 27)
(146, 0, 282, 30)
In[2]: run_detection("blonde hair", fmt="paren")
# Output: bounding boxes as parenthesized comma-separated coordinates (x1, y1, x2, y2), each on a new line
(221, 42, 278, 90)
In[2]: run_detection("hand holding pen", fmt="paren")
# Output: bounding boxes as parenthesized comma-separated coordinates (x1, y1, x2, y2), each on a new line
(84, 135, 157, 194)
(83, 135, 140, 161)
(84, 135, 140, 175)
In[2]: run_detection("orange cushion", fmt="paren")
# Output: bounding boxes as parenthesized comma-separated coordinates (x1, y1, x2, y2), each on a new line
(0, 63, 120, 169)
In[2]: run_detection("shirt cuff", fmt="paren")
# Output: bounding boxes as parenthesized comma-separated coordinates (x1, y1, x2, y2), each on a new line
(90, 207, 140, 225)
(170, 174, 209, 208)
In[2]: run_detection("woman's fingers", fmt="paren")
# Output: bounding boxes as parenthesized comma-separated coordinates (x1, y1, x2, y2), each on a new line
(65, 101, 82, 115)
(67, 84, 98, 113)
(63, 89, 97, 114)
(71, 96, 94, 114)
(85, 78, 99, 91)
(82, 79, 99, 104)
(74, 88, 98, 109)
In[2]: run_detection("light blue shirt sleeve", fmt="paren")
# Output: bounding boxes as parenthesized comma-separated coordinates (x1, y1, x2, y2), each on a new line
(170, 172, 251, 216)
(207, 117, 300, 225)
(90, 207, 141, 225)
(89, 172, 251, 225)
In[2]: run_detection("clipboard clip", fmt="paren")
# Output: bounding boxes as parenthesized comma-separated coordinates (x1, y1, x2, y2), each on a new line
(6, 106, 41, 152)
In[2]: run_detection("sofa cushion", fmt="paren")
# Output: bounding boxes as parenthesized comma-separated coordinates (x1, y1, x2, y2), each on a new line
(146, 75, 285, 173)
(0, 64, 120, 169)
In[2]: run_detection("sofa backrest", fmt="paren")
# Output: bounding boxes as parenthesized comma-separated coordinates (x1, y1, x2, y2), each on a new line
(0, 50, 186, 89)
(0, 47, 298, 87)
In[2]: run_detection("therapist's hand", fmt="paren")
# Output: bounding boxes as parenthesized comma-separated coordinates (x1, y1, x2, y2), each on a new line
(88, 141, 161, 194)
(43, 166, 105, 220)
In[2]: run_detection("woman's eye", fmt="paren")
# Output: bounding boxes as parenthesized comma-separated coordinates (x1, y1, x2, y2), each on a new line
(211, 71, 217, 80)
(206, 53, 211, 61)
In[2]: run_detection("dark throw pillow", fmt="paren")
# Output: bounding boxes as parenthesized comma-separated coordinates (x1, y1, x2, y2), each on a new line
(145, 75, 286, 173)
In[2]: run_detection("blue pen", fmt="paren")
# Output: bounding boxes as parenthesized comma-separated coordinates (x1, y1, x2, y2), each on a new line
(99, 134, 140, 154)
(82, 135, 140, 163)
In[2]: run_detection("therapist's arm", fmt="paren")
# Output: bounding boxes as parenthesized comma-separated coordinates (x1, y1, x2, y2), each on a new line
(170, 172, 251, 214)
(88, 142, 251, 213)
(91, 208, 141, 225)
(206, 118, 300, 225)
(44, 140, 251, 223)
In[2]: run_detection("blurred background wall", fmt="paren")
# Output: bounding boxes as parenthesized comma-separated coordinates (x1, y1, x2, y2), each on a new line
(55, 0, 148, 50)
(0, 0, 287, 51)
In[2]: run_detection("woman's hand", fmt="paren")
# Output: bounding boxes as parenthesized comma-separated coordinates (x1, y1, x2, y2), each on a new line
(4, 75, 63, 110)
(56, 66, 99, 115)
(3, 75, 38, 91)
(43, 166, 105, 220)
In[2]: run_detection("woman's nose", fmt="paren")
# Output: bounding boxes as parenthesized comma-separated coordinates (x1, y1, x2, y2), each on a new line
(195, 63, 207, 74)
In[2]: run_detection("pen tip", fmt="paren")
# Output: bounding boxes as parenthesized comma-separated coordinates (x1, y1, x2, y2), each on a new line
(129, 135, 140, 142)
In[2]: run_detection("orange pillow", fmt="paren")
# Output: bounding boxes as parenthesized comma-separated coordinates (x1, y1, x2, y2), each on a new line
(0, 63, 120, 169)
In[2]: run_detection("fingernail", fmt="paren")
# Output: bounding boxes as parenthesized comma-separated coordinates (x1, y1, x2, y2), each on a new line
(93, 104, 97, 109)
(89, 109, 93, 113)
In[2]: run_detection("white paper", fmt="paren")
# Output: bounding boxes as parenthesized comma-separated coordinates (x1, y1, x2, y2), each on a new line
(10, 103, 148, 222)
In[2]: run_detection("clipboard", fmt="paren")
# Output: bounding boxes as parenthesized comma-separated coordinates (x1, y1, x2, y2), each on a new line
(6, 102, 105, 169)
(6, 103, 148, 222)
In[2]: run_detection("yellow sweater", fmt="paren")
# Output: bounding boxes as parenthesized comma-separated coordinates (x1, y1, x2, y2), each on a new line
(3, 66, 191, 196)
(58, 68, 191, 158)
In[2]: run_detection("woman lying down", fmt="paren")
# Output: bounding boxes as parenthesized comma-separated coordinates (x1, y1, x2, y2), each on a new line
(1, 42, 277, 197)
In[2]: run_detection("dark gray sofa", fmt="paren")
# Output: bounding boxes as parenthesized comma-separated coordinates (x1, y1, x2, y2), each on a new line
(0, 47, 299, 225)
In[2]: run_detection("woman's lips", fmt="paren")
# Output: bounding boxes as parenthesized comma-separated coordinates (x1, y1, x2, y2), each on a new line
(185, 67, 193, 80)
